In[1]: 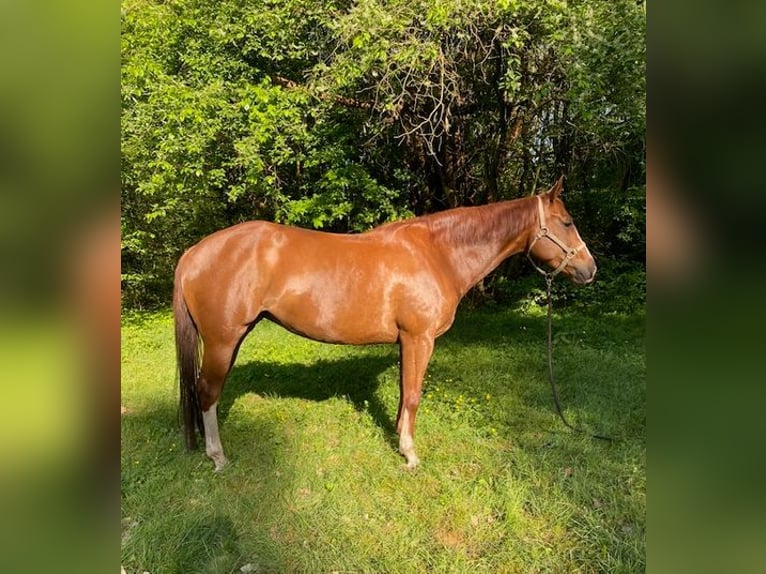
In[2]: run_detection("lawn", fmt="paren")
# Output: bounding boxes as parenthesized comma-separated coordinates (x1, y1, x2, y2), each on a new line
(121, 302, 645, 573)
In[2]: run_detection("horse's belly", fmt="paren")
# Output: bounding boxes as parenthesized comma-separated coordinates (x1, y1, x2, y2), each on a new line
(266, 290, 399, 345)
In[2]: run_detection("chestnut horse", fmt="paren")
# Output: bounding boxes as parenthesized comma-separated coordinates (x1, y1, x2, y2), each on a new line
(174, 177, 596, 470)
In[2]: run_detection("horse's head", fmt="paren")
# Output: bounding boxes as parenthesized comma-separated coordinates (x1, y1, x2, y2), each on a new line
(527, 176, 597, 285)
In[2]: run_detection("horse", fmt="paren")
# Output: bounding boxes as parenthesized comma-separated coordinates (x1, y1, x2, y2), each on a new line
(173, 176, 596, 470)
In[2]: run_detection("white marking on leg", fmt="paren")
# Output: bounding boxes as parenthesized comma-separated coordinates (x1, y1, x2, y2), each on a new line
(398, 410, 419, 469)
(202, 401, 228, 471)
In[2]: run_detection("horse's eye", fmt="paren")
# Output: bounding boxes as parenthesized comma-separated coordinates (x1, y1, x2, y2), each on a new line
(563, 220, 573, 227)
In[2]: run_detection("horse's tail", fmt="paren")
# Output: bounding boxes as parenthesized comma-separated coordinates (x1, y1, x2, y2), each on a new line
(173, 268, 204, 451)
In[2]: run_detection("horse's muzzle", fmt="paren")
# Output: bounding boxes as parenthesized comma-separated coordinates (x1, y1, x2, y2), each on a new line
(577, 264, 597, 285)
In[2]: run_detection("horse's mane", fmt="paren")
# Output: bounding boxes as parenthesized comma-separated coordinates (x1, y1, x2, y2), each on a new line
(415, 197, 536, 247)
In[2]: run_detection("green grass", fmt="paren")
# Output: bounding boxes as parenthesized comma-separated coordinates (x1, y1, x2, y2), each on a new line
(121, 303, 645, 573)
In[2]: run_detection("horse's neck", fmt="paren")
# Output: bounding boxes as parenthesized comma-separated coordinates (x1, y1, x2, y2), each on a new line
(428, 198, 535, 297)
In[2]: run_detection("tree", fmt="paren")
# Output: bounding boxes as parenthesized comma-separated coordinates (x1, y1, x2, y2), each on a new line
(121, 0, 645, 308)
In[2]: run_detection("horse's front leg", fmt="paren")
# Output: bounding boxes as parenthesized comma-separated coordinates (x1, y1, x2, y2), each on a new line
(397, 331, 435, 469)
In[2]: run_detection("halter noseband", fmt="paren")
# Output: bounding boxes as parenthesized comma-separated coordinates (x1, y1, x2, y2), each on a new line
(526, 195, 586, 279)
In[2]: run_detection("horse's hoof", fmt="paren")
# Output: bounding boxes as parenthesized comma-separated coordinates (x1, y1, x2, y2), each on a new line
(213, 457, 229, 472)
(402, 454, 420, 471)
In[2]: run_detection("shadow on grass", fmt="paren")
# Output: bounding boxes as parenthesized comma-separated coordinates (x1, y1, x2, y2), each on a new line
(173, 513, 241, 574)
(221, 354, 399, 445)
(434, 305, 645, 443)
(216, 306, 644, 450)
(443, 303, 644, 348)
(121, 403, 290, 573)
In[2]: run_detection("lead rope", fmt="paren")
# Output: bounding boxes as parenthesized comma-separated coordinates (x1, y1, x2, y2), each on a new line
(544, 274, 614, 442)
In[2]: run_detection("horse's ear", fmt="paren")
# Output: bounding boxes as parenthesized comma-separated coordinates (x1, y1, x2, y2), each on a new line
(549, 175, 565, 201)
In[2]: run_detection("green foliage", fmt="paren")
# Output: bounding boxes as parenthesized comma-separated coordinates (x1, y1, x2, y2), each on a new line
(563, 1, 646, 156)
(468, 255, 644, 317)
(547, 259, 645, 315)
(121, 0, 414, 306)
(121, 0, 645, 309)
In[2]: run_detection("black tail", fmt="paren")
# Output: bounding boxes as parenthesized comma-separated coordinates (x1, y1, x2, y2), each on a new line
(173, 272, 204, 450)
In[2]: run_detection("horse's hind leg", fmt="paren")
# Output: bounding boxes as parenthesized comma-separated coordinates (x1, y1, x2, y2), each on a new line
(198, 340, 240, 471)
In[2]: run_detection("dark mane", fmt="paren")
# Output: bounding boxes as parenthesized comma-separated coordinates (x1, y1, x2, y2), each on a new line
(418, 197, 535, 247)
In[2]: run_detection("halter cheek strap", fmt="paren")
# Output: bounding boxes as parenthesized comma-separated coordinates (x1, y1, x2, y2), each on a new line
(526, 196, 586, 278)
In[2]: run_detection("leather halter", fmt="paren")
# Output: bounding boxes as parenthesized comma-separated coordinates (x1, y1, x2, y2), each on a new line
(526, 195, 586, 278)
